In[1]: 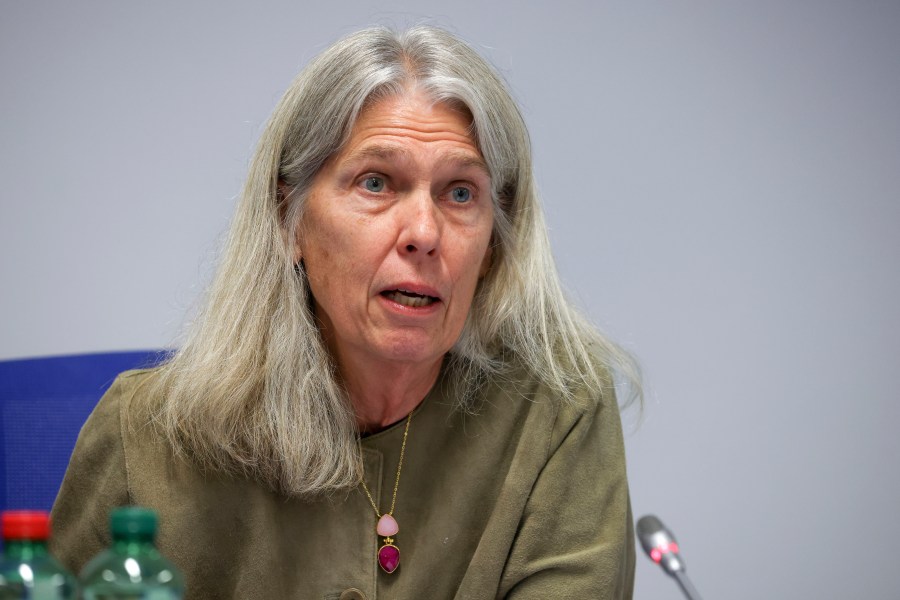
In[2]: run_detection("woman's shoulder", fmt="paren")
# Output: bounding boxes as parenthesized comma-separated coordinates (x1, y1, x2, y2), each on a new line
(100, 366, 166, 412)
(482, 351, 623, 452)
(494, 348, 618, 408)
(76, 367, 168, 456)
(110, 366, 164, 397)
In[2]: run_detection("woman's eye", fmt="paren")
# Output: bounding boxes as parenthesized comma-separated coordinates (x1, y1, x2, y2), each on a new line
(363, 176, 385, 193)
(450, 187, 472, 203)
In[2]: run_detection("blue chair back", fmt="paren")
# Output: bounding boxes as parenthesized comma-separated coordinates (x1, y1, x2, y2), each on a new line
(0, 351, 167, 513)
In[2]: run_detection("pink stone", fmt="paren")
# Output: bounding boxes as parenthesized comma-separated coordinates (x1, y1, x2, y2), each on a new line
(378, 544, 400, 573)
(376, 514, 399, 536)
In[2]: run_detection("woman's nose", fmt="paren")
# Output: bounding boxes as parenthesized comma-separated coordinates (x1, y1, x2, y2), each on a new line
(397, 192, 440, 257)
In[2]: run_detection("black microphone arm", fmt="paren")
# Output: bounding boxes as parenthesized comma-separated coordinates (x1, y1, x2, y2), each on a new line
(636, 515, 704, 600)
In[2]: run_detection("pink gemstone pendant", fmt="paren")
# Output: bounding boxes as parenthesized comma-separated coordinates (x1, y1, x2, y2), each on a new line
(377, 514, 399, 536)
(378, 541, 400, 573)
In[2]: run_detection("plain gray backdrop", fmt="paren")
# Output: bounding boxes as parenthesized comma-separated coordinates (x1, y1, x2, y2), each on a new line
(2, 1, 899, 598)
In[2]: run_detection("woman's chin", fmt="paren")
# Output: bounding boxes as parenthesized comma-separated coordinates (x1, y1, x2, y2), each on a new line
(367, 334, 452, 368)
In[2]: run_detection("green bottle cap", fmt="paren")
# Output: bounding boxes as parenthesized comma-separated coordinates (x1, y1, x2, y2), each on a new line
(109, 506, 158, 541)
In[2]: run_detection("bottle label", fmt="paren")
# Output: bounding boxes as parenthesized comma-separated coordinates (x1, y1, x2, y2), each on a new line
(145, 591, 180, 600)
(32, 579, 71, 600)
(82, 590, 181, 600)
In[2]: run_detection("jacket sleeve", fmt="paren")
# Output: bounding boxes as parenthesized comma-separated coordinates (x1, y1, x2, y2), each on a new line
(499, 388, 635, 599)
(49, 374, 133, 574)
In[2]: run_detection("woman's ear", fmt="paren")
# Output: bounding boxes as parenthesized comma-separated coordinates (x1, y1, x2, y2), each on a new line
(293, 225, 303, 265)
(277, 179, 292, 222)
(479, 244, 493, 278)
(278, 179, 304, 264)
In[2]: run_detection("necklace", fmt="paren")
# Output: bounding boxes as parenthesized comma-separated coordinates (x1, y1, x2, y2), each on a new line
(359, 411, 413, 574)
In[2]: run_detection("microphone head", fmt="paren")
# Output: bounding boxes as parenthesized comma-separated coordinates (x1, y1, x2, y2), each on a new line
(636, 514, 686, 575)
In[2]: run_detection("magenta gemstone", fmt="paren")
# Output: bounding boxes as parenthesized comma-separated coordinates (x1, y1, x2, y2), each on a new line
(378, 544, 400, 573)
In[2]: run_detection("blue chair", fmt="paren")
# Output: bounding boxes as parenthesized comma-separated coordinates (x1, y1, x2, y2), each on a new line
(0, 350, 167, 513)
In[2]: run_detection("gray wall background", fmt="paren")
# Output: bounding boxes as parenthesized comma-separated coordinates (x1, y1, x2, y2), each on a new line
(2, 1, 898, 598)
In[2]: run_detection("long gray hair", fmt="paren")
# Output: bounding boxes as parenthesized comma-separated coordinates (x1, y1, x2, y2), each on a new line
(149, 25, 641, 496)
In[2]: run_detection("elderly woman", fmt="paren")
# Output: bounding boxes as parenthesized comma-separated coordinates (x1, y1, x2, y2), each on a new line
(51, 25, 639, 599)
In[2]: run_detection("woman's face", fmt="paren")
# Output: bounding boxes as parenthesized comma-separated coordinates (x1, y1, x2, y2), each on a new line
(296, 91, 494, 372)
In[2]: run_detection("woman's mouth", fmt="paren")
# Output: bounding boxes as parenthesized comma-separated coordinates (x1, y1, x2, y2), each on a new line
(381, 289, 439, 308)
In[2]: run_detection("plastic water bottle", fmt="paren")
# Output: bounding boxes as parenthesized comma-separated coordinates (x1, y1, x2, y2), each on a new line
(0, 510, 77, 599)
(79, 507, 184, 599)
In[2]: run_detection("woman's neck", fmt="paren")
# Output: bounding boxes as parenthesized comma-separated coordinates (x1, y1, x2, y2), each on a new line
(340, 355, 443, 433)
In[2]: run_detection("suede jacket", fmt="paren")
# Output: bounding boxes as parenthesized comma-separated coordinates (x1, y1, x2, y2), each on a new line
(51, 361, 634, 599)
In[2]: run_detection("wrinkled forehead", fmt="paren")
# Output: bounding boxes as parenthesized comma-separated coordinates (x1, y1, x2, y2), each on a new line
(318, 90, 489, 187)
(354, 86, 477, 146)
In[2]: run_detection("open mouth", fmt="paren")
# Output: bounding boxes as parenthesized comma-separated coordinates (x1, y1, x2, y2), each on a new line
(381, 289, 440, 308)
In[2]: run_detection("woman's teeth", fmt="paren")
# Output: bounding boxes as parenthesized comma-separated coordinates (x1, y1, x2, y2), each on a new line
(384, 290, 436, 307)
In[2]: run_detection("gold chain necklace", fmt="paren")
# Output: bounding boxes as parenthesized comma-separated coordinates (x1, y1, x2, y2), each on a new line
(359, 411, 412, 574)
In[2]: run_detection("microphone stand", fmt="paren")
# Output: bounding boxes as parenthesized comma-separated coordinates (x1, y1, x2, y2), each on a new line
(673, 570, 703, 600)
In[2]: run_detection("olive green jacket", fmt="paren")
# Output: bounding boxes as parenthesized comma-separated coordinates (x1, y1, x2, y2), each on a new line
(51, 364, 634, 599)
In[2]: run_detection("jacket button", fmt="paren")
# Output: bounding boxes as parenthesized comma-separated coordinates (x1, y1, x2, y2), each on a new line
(339, 589, 368, 600)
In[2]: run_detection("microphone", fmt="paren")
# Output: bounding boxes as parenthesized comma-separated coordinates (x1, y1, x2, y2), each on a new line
(636, 515, 703, 600)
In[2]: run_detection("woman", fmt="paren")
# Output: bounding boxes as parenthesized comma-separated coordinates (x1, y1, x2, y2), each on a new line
(51, 25, 640, 599)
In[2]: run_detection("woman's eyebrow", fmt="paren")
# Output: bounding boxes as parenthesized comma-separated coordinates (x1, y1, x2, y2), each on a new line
(345, 144, 406, 164)
(442, 151, 490, 176)
(344, 144, 489, 176)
